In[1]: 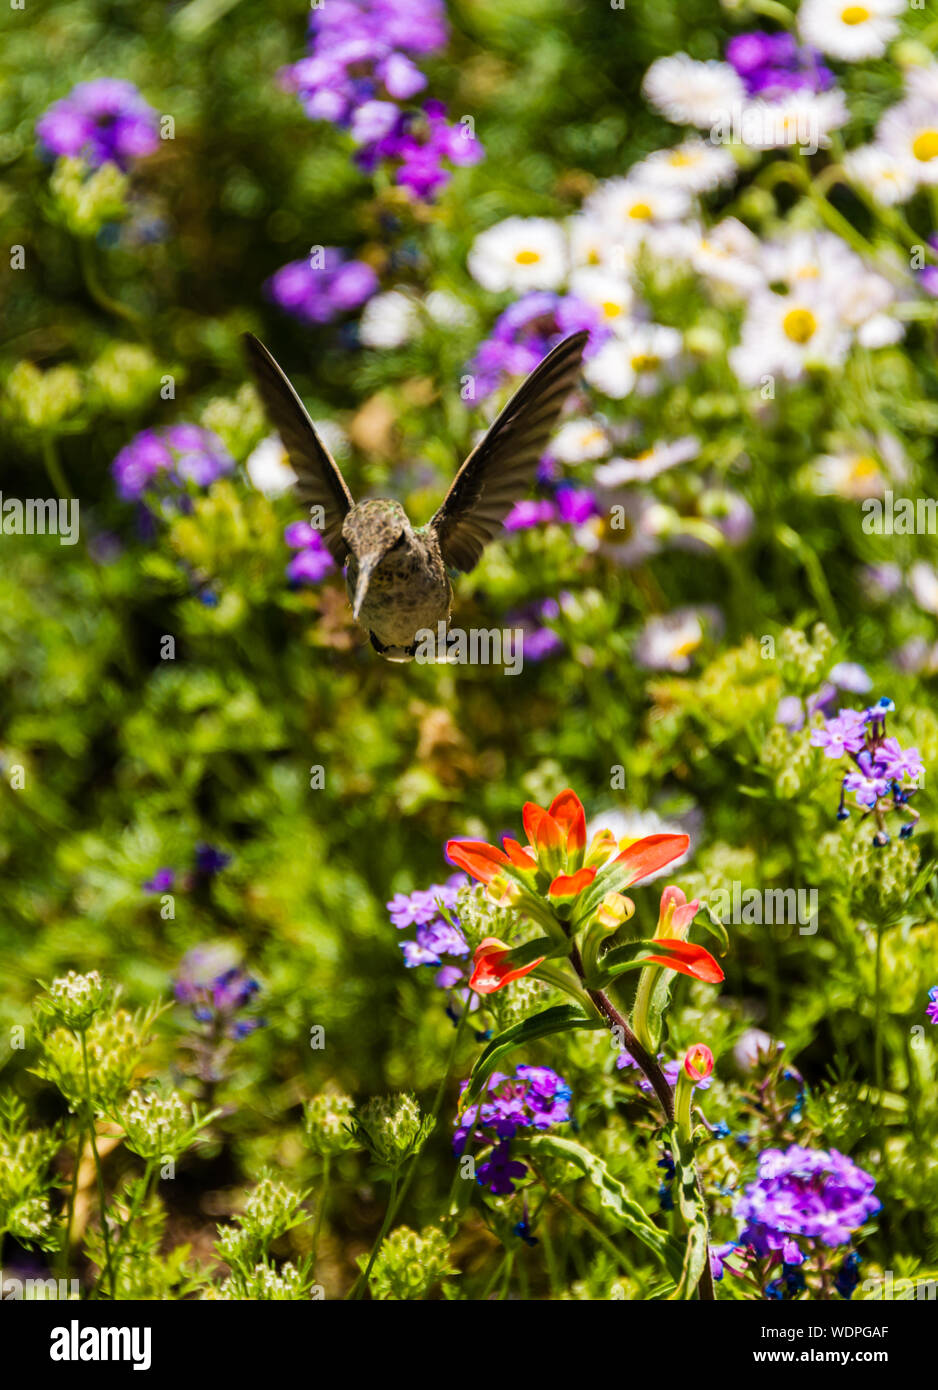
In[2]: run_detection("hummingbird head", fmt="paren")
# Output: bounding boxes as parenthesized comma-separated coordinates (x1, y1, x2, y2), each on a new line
(343, 500, 412, 621)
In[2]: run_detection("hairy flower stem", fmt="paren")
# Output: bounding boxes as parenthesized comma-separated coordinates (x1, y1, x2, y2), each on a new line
(569, 944, 715, 1301)
(58, 1128, 83, 1282)
(80, 1030, 116, 1300)
(310, 1155, 330, 1276)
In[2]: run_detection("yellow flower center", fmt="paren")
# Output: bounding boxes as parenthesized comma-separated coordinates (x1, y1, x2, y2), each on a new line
(849, 454, 880, 481)
(912, 130, 938, 163)
(628, 202, 653, 220)
(782, 307, 818, 344)
(601, 300, 623, 318)
(840, 5, 871, 23)
(630, 353, 660, 371)
(668, 152, 693, 167)
(514, 249, 541, 264)
(671, 635, 701, 658)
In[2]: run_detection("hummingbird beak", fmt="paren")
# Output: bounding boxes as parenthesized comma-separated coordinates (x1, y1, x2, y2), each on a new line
(352, 556, 378, 622)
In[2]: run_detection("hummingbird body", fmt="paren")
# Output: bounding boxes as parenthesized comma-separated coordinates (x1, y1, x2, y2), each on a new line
(342, 500, 452, 660)
(243, 330, 588, 662)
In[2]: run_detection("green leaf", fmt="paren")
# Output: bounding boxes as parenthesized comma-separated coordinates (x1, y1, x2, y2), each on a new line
(462, 1006, 603, 1107)
(665, 1123, 710, 1300)
(515, 1133, 682, 1279)
(501, 936, 570, 969)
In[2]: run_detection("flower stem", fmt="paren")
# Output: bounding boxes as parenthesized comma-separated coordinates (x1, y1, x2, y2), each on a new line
(310, 1154, 330, 1276)
(41, 436, 71, 500)
(80, 1030, 116, 1300)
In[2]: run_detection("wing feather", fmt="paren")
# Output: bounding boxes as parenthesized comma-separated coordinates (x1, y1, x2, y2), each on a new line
(431, 331, 589, 572)
(242, 333, 353, 563)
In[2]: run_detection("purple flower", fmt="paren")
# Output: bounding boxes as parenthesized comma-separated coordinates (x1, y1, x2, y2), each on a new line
(267, 251, 378, 327)
(143, 867, 174, 894)
(555, 486, 600, 526)
(776, 695, 805, 732)
(173, 946, 264, 1041)
(477, 1141, 528, 1195)
(467, 292, 607, 401)
(36, 79, 160, 169)
(390, 876, 471, 981)
(829, 662, 873, 696)
(286, 545, 335, 586)
(503, 498, 557, 532)
(927, 986, 938, 1026)
(194, 843, 232, 878)
(875, 736, 924, 783)
(810, 710, 867, 759)
(111, 426, 233, 504)
(454, 1065, 572, 1193)
(725, 29, 832, 99)
(736, 1145, 880, 1265)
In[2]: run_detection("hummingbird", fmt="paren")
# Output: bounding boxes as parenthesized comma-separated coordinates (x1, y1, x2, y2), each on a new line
(243, 329, 589, 662)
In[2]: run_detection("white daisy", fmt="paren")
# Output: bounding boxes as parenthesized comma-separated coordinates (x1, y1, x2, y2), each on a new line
(798, 0, 904, 62)
(594, 436, 699, 486)
(803, 450, 888, 499)
(245, 436, 297, 498)
(584, 323, 682, 399)
(690, 217, 764, 295)
(466, 216, 567, 293)
(567, 212, 619, 270)
(642, 54, 745, 129)
(634, 138, 738, 194)
(730, 289, 850, 386)
(585, 177, 692, 236)
(904, 63, 938, 105)
(585, 807, 694, 880)
(359, 289, 419, 348)
(634, 606, 720, 672)
(842, 144, 917, 205)
(550, 418, 612, 464)
(735, 90, 848, 152)
(909, 560, 938, 615)
(568, 266, 635, 330)
(877, 99, 938, 188)
(424, 289, 473, 327)
(762, 230, 860, 298)
(575, 489, 663, 566)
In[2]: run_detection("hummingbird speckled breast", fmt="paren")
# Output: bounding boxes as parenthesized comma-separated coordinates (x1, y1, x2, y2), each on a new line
(243, 329, 588, 662)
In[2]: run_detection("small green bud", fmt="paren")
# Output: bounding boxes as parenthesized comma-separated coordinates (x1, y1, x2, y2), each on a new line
(38, 971, 108, 1031)
(354, 1093, 433, 1168)
(5, 361, 82, 432)
(303, 1090, 359, 1157)
(118, 1088, 196, 1160)
(360, 1225, 457, 1300)
(49, 156, 128, 237)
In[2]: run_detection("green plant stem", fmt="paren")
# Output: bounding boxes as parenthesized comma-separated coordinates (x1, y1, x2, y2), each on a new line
(41, 436, 72, 499)
(80, 1030, 116, 1300)
(349, 1004, 471, 1298)
(78, 238, 146, 334)
(310, 1154, 330, 1275)
(58, 1126, 83, 1282)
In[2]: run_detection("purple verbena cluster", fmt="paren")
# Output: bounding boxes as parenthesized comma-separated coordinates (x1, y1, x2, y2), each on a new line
(112, 425, 234, 505)
(266, 249, 378, 327)
(144, 843, 232, 896)
(725, 30, 834, 99)
(387, 876, 469, 975)
(810, 696, 924, 845)
(174, 945, 264, 1041)
(36, 79, 160, 169)
(506, 596, 567, 663)
(735, 1144, 880, 1266)
(280, 1, 482, 201)
(927, 986, 938, 1025)
(467, 292, 609, 402)
(454, 1065, 573, 1195)
(284, 521, 336, 586)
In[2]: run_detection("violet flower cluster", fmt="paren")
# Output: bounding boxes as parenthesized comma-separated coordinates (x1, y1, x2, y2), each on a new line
(266, 249, 378, 328)
(454, 1065, 573, 1195)
(144, 843, 232, 895)
(725, 30, 834, 99)
(36, 79, 160, 169)
(927, 986, 938, 1025)
(386, 876, 469, 978)
(735, 1144, 880, 1267)
(174, 946, 264, 1042)
(284, 521, 336, 586)
(810, 696, 924, 845)
(467, 292, 608, 402)
(280, 0, 482, 201)
(112, 425, 234, 505)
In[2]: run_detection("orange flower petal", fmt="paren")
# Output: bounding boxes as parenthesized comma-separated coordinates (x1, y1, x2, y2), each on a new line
(548, 867, 597, 898)
(643, 938, 724, 983)
(548, 789, 587, 855)
(614, 833, 690, 889)
(502, 837, 538, 871)
(468, 937, 545, 994)
(522, 802, 565, 856)
(445, 839, 511, 885)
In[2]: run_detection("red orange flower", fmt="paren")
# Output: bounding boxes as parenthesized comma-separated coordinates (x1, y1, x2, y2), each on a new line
(683, 1043, 714, 1082)
(468, 937, 545, 995)
(641, 938, 724, 983)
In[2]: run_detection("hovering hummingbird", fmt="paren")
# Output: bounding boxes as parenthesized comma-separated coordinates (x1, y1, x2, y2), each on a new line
(243, 329, 589, 661)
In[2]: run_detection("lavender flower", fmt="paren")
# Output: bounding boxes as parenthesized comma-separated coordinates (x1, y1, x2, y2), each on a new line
(725, 30, 833, 99)
(927, 986, 938, 1025)
(736, 1145, 880, 1267)
(111, 425, 234, 504)
(813, 696, 923, 843)
(267, 251, 378, 327)
(467, 292, 608, 401)
(143, 867, 175, 894)
(454, 1065, 573, 1195)
(174, 945, 264, 1042)
(36, 79, 160, 169)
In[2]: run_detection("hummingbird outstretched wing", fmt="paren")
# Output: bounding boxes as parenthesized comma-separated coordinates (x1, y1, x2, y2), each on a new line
(430, 330, 589, 573)
(242, 333, 353, 563)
